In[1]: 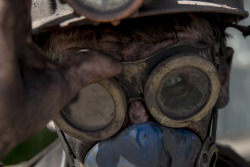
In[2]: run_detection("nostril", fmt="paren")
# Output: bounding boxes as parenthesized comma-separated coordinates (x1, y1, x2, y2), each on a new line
(128, 100, 149, 124)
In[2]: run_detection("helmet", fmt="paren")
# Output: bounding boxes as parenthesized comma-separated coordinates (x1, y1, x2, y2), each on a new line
(32, 0, 249, 33)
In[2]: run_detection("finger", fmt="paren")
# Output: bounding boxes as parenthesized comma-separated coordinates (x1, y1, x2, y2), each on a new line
(59, 49, 123, 97)
(0, 0, 31, 39)
(0, 2, 16, 79)
(23, 47, 123, 117)
(17, 47, 122, 140)
(0, 0, 31, 82)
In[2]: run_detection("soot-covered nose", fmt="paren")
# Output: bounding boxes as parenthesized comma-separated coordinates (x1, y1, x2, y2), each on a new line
(128, 100, 149, 124)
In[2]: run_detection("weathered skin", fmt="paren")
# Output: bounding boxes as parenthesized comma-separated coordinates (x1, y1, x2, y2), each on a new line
(41, 15, 234, 163)
(0, 0, 123, 159)
(49, 22, 232, 138)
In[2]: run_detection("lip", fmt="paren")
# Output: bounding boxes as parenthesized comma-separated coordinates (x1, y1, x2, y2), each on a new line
(84, 122, 202, 167)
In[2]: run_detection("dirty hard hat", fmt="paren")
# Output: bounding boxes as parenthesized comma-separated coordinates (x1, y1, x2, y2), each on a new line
(32, 0, 249, 33)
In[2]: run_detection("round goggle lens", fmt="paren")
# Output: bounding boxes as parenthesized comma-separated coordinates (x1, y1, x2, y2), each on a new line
(157, 67, 210, 120)
(79, 0, 132, 12)
(62, 83, 115, 132)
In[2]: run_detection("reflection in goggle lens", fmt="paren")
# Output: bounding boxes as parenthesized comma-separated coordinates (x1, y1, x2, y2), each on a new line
(157, 67, 210, 120)
(62, 83, 116, 132)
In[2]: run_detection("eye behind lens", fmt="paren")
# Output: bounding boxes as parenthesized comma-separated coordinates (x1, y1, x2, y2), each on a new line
(144, 55, 220, 128)
(163, 75, 182, 87)
(157, 67, 210, 120)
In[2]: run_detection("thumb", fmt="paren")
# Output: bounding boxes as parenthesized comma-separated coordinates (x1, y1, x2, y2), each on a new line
(59, 49, 123, 103)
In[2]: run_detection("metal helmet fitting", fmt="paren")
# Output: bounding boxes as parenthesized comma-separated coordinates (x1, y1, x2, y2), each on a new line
(32, 0, 249, 33)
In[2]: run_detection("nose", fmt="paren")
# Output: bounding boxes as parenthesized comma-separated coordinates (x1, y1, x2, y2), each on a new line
(128, 100, 149, 124)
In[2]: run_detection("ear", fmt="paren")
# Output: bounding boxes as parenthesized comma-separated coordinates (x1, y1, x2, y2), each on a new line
(217, 47, 234, 108)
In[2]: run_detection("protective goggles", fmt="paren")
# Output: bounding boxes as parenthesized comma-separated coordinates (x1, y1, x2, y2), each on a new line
(54, 42, 220, 141)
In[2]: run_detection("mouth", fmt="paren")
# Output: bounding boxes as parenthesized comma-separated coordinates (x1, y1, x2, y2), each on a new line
(84, 122, 202, 167)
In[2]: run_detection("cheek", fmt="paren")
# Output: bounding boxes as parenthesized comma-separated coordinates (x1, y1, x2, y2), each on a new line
(187, 111, 212, 140)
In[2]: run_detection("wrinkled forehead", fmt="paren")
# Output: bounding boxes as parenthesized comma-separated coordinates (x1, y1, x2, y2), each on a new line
(38, 14, 221, 62)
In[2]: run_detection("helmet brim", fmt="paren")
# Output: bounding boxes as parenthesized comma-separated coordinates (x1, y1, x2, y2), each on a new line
(32, 0, 249, 34)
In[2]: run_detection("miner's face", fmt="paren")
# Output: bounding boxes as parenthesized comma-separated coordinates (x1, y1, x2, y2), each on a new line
(46, 14, 231, 166)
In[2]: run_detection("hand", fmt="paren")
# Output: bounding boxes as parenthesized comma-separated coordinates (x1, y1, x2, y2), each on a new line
(0, 0, 123, 159)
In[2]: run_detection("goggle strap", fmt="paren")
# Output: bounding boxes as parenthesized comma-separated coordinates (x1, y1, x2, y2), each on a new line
(56, 126, 76, 167)
(208, 107, 219, 142)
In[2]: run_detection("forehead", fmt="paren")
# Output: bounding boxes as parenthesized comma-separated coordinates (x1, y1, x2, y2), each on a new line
(44, 14, 217, 62)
